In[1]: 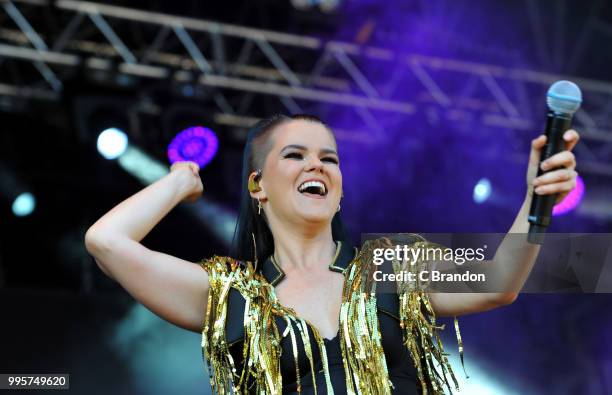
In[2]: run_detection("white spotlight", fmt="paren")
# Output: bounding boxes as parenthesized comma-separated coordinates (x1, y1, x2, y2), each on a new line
(12, 192, 36, 217)
(290, 0, 310, 10)
(473, 178, 491, 204)
(319, 0, 341, 12)
(97, 128, 128, 159)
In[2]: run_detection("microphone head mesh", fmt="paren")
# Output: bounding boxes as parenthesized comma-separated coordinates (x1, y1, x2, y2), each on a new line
(547, 80, 582, 115)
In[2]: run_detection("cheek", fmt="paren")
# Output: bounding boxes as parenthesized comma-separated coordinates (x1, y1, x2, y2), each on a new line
(280, 161, 303, 180)
(266, 162, 300, 193)
(331, 169, 342, 189)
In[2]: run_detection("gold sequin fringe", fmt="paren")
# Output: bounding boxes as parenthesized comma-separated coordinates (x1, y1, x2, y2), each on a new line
(358, 237, 461, 395)
(200, 236, 463, 395)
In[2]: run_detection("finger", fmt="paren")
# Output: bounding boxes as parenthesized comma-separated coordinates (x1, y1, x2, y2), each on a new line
(541, 151, 576, 171)
(190, 162, 200, 175)
(533, 169, 576, 186)
(563, 129, 580, 151)
(534, 179, 577, 195)
(171, 162, 184, 172)
(529, 134, 547, 166)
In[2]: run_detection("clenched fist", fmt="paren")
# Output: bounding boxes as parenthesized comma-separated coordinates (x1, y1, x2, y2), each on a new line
(170, 161, 204, 203)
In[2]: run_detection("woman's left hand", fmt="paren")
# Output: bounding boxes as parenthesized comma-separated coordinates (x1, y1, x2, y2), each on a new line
(526, 129, 580, 204)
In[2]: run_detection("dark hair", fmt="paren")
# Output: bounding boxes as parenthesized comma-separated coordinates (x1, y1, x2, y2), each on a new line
(230, 114, 349, 266)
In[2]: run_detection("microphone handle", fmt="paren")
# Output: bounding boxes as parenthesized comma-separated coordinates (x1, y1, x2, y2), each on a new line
(527, 111, 572, 244)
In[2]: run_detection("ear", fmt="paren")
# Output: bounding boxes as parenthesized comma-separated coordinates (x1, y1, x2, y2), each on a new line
(248, 170, 267, 200)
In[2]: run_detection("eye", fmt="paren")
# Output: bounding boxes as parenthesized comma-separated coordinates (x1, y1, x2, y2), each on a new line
(322, 157, 339, 164)
(284, 152, 303, 160)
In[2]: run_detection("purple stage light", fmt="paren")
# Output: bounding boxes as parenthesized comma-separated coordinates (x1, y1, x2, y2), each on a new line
(167, 126, 219, 167)
(553, 175, 585, 216)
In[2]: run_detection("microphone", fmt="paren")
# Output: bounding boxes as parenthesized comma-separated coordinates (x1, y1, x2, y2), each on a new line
(528, 80, 582, 245)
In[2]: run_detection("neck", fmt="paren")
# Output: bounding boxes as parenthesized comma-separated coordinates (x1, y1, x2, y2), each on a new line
(268, 219, 336, 272)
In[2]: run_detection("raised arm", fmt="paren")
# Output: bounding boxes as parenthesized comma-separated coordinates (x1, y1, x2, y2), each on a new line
(84, 161, 208, 332)
(430, 130, 580, 317)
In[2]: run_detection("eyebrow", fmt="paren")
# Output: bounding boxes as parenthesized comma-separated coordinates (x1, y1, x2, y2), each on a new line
(280, 144, 338, 156)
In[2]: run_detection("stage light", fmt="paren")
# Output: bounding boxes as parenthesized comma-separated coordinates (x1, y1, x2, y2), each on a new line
(449, 356, 525, 395)
(319, 0, 341, 12)
(290, 0, 310, 10)
(553, 175, 585, 216)
(97, 127, 128, 159)
(12, 192, 36, 217)
(119, 146, 170, 185)
(291, 0, 341, 12)
(473, 178, 491, 204)
(167, 126, 218, 168)
(0, 164, 35, 217)
(181, 85, 194, 97)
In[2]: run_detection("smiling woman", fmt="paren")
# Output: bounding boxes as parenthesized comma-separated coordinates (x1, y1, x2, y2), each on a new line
(197, 114, 456, 394)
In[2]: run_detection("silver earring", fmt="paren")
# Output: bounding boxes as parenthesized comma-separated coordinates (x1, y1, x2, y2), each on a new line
(337, 204, 341, 212)
(258, 199, 262, 215)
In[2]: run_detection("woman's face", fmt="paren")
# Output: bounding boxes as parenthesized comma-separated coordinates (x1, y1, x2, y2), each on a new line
(259, 119, 342, 228)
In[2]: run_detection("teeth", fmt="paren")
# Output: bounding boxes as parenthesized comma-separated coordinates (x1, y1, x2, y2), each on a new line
(298, 180, 326, 195)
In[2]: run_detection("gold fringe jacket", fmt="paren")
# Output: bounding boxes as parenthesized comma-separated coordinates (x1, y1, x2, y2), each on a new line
(198, 236, 461, 394)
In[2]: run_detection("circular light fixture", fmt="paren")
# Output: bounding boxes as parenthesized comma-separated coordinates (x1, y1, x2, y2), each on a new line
(12, 192, 36, 217)
(167, 126, 219, 168)
(473, 178, 491, 204)
(97, 127, 128, 159)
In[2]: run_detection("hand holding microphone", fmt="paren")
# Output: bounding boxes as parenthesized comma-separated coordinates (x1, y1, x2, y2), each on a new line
(527, 81, 582, 244)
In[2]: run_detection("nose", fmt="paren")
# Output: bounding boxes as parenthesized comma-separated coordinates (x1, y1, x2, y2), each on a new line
(304, 154, 324, 172)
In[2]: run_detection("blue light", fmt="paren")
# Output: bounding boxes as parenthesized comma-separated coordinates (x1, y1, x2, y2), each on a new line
(473, 178, 491, 204)
(12, 192, 36, 217)
(167, 126, 219, 168)
(97, 128, 128, 159)
(181, 85, 194, 97)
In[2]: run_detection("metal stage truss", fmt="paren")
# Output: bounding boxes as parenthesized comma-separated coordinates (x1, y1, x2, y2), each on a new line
(1, 0, 611, 177)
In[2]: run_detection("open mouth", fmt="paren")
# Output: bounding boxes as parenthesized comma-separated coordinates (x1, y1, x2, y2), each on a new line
(297, 180, 327, 197)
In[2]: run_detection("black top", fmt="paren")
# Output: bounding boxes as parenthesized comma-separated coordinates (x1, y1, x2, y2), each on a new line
(224, 241, 419, 394)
